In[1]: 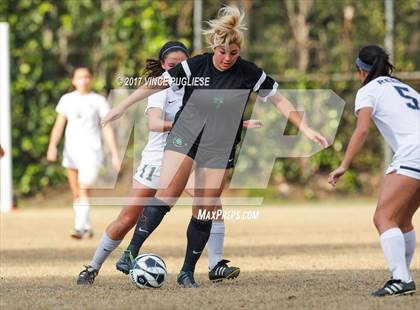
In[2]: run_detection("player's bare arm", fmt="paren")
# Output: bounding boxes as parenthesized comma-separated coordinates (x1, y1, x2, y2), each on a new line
(47, 113, 67, 162)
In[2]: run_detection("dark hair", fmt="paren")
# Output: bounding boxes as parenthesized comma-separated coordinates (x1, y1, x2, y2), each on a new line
(357, 45, 395, 85)
(143, 41, 189, 78)
(71, 65, 93, 78)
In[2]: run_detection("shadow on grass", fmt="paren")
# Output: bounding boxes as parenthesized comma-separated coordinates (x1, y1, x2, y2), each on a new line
(0, 242, 382, 264)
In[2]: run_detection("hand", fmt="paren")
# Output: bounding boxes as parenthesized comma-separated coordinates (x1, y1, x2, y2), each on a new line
(101, 105, 125, 127)
(243, 119, 263, 129)
(302, 127, 329, 148)
(111, 155, 121, 172)
(328, 165, 348, 187)
(47, 146, 57, 162)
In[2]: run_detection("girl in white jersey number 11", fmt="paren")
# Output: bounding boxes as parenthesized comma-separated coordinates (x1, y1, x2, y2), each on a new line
(329, 45, 420, 297)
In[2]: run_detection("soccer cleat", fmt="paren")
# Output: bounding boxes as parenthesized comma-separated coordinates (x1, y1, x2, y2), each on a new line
(77, 265, 98, 285)
(84, 229, 94, 238)
(372, 279, 416, 297)
(71, 229, 84, 240)
(177, 271, 198, 288)
(116, 250, 134, 275)
(208, 259, 240, 283)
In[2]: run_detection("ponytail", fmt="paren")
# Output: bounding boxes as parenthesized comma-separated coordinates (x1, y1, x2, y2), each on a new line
(357, 45, 395, 85)
(143, 59, 165, 79)
(203, 5, 247, 48)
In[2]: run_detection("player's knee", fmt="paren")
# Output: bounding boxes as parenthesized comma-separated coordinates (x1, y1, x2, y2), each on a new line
(192, 206, 214, 219)
(400, 220, 413, 233)
(373, 209, 385, 229)
(118, 213, 138, 230)
(373, 207, 395, 231)
(373, 213, 381, 231)
(155, 190, 178, 207)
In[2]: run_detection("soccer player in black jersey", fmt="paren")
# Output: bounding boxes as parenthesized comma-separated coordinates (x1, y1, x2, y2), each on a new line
(101, 5, 328, 288)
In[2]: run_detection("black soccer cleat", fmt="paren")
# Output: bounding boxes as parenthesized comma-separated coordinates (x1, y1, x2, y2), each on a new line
(372, 279, 416, 297)
(116, 250, 134, 275)
(77, 265, 98, 285)
(177, 271, 198, 288)
(208, 259, 240, 283)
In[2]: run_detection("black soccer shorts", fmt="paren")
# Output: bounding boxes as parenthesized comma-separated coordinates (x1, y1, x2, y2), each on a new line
(164, 131, 236, 169)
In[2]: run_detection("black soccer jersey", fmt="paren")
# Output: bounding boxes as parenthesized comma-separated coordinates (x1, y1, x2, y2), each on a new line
(162, 53, 278, 151)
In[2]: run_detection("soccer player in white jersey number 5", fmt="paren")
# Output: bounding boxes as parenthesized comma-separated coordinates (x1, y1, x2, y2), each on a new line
(47, 66, 120, 239)
(329, 45, 420, 297)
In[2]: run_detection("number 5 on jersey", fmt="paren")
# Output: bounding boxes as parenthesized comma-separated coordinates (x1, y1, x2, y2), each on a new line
(393, 86, 419, 110)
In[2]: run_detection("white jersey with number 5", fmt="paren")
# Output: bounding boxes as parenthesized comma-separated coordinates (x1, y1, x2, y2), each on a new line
(355, 76, 420, 179)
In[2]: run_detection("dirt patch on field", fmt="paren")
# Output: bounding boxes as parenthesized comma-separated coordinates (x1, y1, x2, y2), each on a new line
(1, 204, 419, 309)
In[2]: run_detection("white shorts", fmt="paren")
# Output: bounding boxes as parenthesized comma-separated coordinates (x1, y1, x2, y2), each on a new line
(62, 150, 102, 185)
(386, 163, 420, 180)
(133, 162, 161, 189)
(386, 145, 420, 180)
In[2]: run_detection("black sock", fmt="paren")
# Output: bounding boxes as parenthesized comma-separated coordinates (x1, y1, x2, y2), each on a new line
(127, 198, 170, 257)
(181, 217, 212, 273)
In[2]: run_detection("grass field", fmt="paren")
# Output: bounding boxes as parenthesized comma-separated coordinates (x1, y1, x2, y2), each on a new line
(1, 202, 419, 309)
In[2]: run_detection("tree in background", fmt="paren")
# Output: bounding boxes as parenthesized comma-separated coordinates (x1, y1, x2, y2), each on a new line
(0, 0, 419, 198)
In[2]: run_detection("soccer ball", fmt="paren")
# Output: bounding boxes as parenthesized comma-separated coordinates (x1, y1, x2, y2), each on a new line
(129, 253, 167, 289)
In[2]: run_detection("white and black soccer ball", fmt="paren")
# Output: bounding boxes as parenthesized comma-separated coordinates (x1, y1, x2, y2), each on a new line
(129, 253, 167, 289)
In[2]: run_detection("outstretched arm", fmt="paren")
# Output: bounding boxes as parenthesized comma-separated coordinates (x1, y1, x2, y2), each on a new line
(47, 114, 67, 161)
(328, 107, 372, 187)
(268, 91, 328, 147)
(101, 78, 169, 127)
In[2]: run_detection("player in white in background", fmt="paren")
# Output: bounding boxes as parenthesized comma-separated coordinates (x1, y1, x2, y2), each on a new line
(329, 45, 419, 297)
(47, 66, 119, 239)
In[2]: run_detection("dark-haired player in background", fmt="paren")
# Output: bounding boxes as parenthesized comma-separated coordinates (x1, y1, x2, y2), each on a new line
(329, 45, 419, 297)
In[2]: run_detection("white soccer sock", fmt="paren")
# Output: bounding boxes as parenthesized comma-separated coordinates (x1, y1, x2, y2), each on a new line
(380, 227, 411, 282)
(73, 200, 85, 231)
(89, 232, 122, 270)
(403, 229, 416, 269)
(77, 199, 91, 231)
(207, 221, 225, 270)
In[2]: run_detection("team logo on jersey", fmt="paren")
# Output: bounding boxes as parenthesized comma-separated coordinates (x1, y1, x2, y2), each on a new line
(213, 95, 224, 109)
(173, 136, 187, 148)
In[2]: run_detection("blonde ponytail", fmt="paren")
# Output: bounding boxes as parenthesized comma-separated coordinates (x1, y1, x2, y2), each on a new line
(203, 5, 247, 49)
